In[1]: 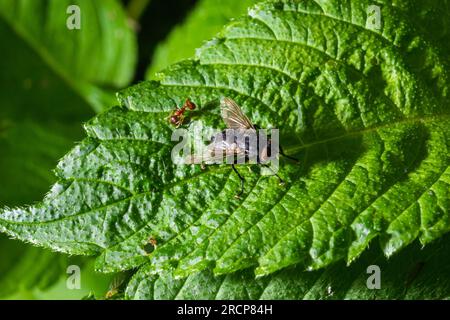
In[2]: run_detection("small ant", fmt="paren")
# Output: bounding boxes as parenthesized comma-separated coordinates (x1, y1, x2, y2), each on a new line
(169, 98, 196, 127)
(148, 236, 157, 248)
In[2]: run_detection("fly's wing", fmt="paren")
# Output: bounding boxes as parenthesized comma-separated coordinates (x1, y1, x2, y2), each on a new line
(220, 97, 255, 129)
(185, 140, 246, 164)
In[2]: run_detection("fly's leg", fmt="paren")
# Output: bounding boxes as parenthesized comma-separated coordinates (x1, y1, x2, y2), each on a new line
(279, 145, 299, 163)
(232, 164, 245, 199)
(262, 164, 285, 186)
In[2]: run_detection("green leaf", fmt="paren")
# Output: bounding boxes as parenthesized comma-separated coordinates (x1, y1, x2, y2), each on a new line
(125, 233, 450, 300)
(0, 0, 137, 296)
(146, 0, 258, 77)
(147, 0, 450, 79)
(1, 0, 449, 283)
(387, 0, 450, 57)
(0, 0, 137, 111)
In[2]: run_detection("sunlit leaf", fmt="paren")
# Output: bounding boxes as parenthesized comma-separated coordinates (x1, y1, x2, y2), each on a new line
(0, 0, 449, 292)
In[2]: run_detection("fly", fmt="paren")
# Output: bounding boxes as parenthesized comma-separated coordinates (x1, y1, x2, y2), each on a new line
(186, 97, 298, 198)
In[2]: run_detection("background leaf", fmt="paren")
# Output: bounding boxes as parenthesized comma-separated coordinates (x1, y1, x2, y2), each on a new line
(1, 0, 449, 299)
(0, 234, 63, 297)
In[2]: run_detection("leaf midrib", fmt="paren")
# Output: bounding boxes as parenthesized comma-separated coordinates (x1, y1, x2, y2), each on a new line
(285, 114, 449, 154)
